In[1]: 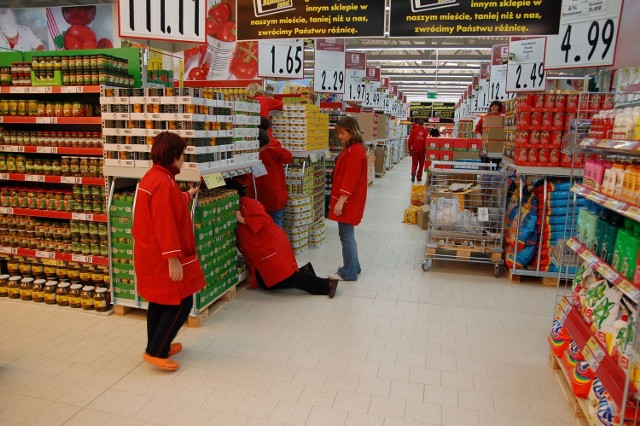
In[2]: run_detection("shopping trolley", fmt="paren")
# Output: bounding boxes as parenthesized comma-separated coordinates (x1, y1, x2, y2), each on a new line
(421, 161, 508, 277)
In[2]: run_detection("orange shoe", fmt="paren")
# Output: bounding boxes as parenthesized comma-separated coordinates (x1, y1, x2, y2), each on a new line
(142, 353, 179, 371)
(169, 342, 183, 356)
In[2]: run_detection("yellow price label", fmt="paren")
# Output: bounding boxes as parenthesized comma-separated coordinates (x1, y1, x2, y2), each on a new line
(179, 60, 184, 89)
(203, 172, 225, 189)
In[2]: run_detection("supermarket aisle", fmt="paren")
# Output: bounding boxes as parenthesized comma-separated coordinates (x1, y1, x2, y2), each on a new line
(0, 157, 573, 426)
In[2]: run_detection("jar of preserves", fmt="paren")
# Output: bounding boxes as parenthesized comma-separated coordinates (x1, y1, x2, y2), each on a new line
(79, 268, 92, 284)
(18, 261, 32, 277)
(81, 285, 95, 310)
(94, 287, 110, 312)
(28, 100, 38, 117)
(60, 156, 70, 175)
(56, 282, 70, 306)
(19, 277, 34, 300)
(44, 280, 57, 304)
(69, 157, 80, 175)
(0, 274, 9, 297)
(7, 275, 21, 299)
(55, 265, 68, 281)
(32, 278, 45, 302)
(79, 157, 88, 175)
(31, 262, 44, 278)
(69, 283, 82, 308)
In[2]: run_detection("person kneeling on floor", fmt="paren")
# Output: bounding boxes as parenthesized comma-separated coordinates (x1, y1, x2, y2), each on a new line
(229, 180, 338, 298)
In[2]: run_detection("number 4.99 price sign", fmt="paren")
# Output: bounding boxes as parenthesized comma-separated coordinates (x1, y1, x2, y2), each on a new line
(258, 39, 304, 79)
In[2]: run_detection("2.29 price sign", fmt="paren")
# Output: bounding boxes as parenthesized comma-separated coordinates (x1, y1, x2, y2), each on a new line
(118, 0, 205, 43)
(314, 39, 346, 94)
(258, 39, 304, 79)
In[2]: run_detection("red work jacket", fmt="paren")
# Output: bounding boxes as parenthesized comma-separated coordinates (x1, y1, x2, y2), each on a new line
(235, 197, 298, 288)
(407, 126, 428, 154)
(132, 164, 205, 305)
(328, 142, 368, 226)
(254, 95, 283, 119)
(256, 138, 292, 212)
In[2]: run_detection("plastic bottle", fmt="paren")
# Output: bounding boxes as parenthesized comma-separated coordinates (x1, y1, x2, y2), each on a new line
(604, 110, 616, 139)
(611, 163, 627, 199)
(614, 108, 634, 140)
(585, 203, 602, 251)
(595, 210, 611, 257)
(612, 219, 640, 280)
(584, 158, 595, 188)
(633, 107, 640, 140)
(634, 109, 640, 141)
(602, 213, 621, 264)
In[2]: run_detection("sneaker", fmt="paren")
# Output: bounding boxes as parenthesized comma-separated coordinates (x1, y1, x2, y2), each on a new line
(143, 353, 179, 371)
(328, 273, 345, 281)
(327, 280, 339, 298)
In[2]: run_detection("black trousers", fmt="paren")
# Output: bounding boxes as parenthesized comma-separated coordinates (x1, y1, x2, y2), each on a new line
(146, 295, 193, 358)
(256, 270, 329, 295)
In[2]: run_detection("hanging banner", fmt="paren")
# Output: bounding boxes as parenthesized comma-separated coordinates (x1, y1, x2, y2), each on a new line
(389, 0, 563, 38)
(409, 102, 432, 119)
(237, 0, 386, 40)
(313, 38, 346, 94)
(545, 0, 623, 69)
(506, 37, 547, 92)
(258, 38, 304, 79)
(343, 51, 366, 102)
(431, 102, 455, 121)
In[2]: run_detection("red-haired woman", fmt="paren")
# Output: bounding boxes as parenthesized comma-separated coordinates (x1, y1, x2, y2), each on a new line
(133, 131, 205, 372)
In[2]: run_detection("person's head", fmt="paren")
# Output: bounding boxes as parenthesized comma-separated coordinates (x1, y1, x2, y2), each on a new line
(489, 100, 503, 114)
(258, 128, 270, 148)
(259, 116, 271, 131)
(151, 131, 187, 170)
(430, 127, 440, 137)
(417, 119, 425, 127)
(335, 116, 363, 146)
(0, 10, 18, 41)
(226, 178, 247, 197)
(245, 82, 263, 98)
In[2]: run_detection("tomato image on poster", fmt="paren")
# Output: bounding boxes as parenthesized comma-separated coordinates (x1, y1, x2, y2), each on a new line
(183, 0, 259, 81)
(48, 5, 113, 50)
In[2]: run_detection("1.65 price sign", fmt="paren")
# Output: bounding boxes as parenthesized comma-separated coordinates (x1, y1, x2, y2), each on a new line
(258, 39, 304, 79)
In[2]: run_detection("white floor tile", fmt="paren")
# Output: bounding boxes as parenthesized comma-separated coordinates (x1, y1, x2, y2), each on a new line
(0, 157, 575, 426)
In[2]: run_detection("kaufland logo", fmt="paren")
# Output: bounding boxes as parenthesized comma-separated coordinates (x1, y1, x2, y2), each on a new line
(368, 69, 376, 77)
(351, 54, 360, 64)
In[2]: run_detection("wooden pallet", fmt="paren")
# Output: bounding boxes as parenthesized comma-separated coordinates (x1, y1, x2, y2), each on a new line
(426, 244, 502, 263)
(548, 352, 593, 426)
(507, 268, 560, 286)
(186, 278, 249, 327)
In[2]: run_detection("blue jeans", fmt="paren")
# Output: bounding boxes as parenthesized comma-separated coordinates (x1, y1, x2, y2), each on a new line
(268, 209, 284, 230)
(338, 222, 361, 280)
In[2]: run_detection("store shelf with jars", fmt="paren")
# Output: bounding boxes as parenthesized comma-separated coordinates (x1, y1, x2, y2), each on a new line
(550, 88, 640, 425)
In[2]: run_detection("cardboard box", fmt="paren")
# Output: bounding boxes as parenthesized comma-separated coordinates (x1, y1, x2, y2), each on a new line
(454, 150, 481, 161)
(482, 127, 505, 140)
(484, 140, 504, 154)
(440, 150, 454, 161)
(416, 205, 430, 230)
(483, 115, 504, 128)
(432, 180, 483, 210)
(468, 139, 481, 150)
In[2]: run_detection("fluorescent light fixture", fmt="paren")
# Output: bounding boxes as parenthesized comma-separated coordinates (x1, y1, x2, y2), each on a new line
(366, 58, 487, 63)
(347, 46, 492, 52)
(382, 67, 478, 72)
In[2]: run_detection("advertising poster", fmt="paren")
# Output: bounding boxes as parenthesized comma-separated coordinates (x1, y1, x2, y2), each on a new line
(236, 0, 385, 40)
(390, 0, 562, 38)
(0, 5, 114, 52)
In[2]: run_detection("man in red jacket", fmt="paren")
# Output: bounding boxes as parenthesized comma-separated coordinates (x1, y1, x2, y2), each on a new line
(407, 119, 428, 182)
(255, 118, 293, 229)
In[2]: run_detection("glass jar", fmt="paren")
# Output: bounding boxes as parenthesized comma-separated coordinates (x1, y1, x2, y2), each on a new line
(19, 277, 34, 300)
(94, 287, 110, 312)
(69, 283, 83, 308)
(56, 282, 70, 306)
(80, 285, 95, 310)
(7, 275, 22, 299)
(44, 281, 57, 304)
(32, 278, 46, 302)
(0, 274, 9, 297)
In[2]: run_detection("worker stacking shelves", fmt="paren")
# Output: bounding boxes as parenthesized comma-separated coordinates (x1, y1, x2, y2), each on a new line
(270, 104, 329, 152)
(192, 188, 239, 310)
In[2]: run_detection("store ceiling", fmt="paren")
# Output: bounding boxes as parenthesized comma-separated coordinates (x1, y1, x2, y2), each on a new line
(3, 0, 584, 103)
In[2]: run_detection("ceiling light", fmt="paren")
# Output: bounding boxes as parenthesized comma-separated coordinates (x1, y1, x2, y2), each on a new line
(347, 47, 492, 52)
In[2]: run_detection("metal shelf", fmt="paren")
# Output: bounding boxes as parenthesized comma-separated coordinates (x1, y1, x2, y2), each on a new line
(0, 173, 105, 186)
(502, 159, 583, 177)
(0, 116, 102, 125)
(571, 184, 640, 223)
(580, 138, 640, 154)
(0, 245, 108, 265)
(0, 145, 103, 156)
(0, 85, 101, 94)
(104, 160, 261, 182)
(291, 149, 330, 158)
(0, 206, 107, 222)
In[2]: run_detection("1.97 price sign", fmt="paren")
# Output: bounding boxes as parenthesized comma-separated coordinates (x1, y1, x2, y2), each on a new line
(344, 52, 367, 103)
(545, 0, 622, 69)
(314, 39, 346, 94)
(258, 39, 304, 79)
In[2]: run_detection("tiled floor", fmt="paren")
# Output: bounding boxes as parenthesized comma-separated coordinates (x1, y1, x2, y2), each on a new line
(0, 157, 574, 425)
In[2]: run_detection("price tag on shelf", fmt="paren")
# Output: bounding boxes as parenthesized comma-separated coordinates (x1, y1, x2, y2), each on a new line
(601, 267, 619, 284)
(61, 86, 83, 93)
(12, 87, 27, 94)
(478, 207, 489, 222)
(60, 176, 82, 184)
(71, 213, 94, 221)
(203, 172, 225, 189)
(586, 337, 606, 362)
(0, 173, 8, 180)
(0, 246, 16, 254)
(25, 174, 45, 182)
(313, 39, 346, 94)
(258, 39, 304, 79)
(36, 117, 57, 124)
(42, 86, 53, 94)
(35, 250, 55, 259)
(344, 52, 366, 103)
(545, 0, 623, 69)
(72, 254, 93, 263)
(36, 147, 57, 154)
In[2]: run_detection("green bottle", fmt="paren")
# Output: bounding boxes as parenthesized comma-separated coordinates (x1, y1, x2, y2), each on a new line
(613, 219, 640, 280)
(601, 213, 621, 265)
(595, 210, 611, 257)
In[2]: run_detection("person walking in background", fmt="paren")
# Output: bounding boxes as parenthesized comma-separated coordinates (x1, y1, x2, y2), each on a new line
(407, 119, 428, 182)
(132, 132, 205, 372)
(255, 118, 292, 229)
(232, 180, 338, 298)
(328, 116, 368, 282)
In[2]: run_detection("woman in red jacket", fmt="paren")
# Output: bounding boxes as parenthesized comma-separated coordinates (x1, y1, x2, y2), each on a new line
(232, 180, 338, 297)
(132, 132, 205, 372)
(255, 119, 292, 229)
(328, 116, 368, 281)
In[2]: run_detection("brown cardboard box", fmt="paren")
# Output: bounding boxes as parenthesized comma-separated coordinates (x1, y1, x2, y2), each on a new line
(374, 145, 387, 175)
(482, 115, 504, 128)
(416, 205, 430, 230)
(432, 185, 483, 210)
(484, 140, 504, 154)
(454, 150, 481, 161)
(482, 127, 504, 140)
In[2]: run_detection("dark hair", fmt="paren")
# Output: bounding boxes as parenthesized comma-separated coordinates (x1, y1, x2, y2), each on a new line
(259, 116, 271, 131)
(225, 178, 247, 197)
(429, 127, 440, 137)
(489, 100, 503, 113)
(151, 131, 187, 166)
(258, 129, 270, 147)
(335, 116, 363, 146)
(417, 119, 425, 126)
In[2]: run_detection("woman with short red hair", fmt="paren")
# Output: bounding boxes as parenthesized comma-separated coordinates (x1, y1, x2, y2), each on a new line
(133, 131, 205, 372)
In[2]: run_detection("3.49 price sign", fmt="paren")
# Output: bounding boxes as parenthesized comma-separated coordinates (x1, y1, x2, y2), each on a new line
(545, 0, 623, 69)
(258, 39, 304, 79)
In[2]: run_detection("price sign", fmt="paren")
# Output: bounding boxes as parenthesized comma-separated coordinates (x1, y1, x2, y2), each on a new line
(489, 65, 514, 102)
(363, 82, 381, 109)
(35, 250, 55, 259)
(72, 254, 93, 263)
(61, 86, 83, 93)
(314, 39, 346, 94)
(471, 79, 489, 113)
(258, 39, 304, 79)
(118, 0, 206, 43)
(344, 52, 366, 102)
(61, 177, 82, 184)
(36, 147, 57, 154)
(203, 172, 225, 189)
(507, 62, 546, 92)
(36, 117, 57, 124)
(545, 0, 623, 69)
(25, 174, 45, 182)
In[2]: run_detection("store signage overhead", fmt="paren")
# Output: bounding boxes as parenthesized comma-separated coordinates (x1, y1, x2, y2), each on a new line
(431, 102, 455, 121)
(363, 67, 382, 109)
(258, 39, 304, 79)
(314, 39, 346, 94)
(506, 37, 547, 92)
(343, 52, 367, 103)
(389, 0, 563, 38)
(545, 0, 623, 69)
(236, 0, 386, 40)
(118, 0, 206, 43)
(409, 102, 432, 119)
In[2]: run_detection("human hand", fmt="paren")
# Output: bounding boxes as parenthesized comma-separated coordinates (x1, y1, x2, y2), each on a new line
(187, 186, 199, 199)
(333, 199, 344, 216)
(168, 258, 184, 281)
(235, 210, 245, 224)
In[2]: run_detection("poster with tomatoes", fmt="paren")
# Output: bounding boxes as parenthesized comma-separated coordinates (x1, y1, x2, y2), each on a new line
(182, 0, 259, 81)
